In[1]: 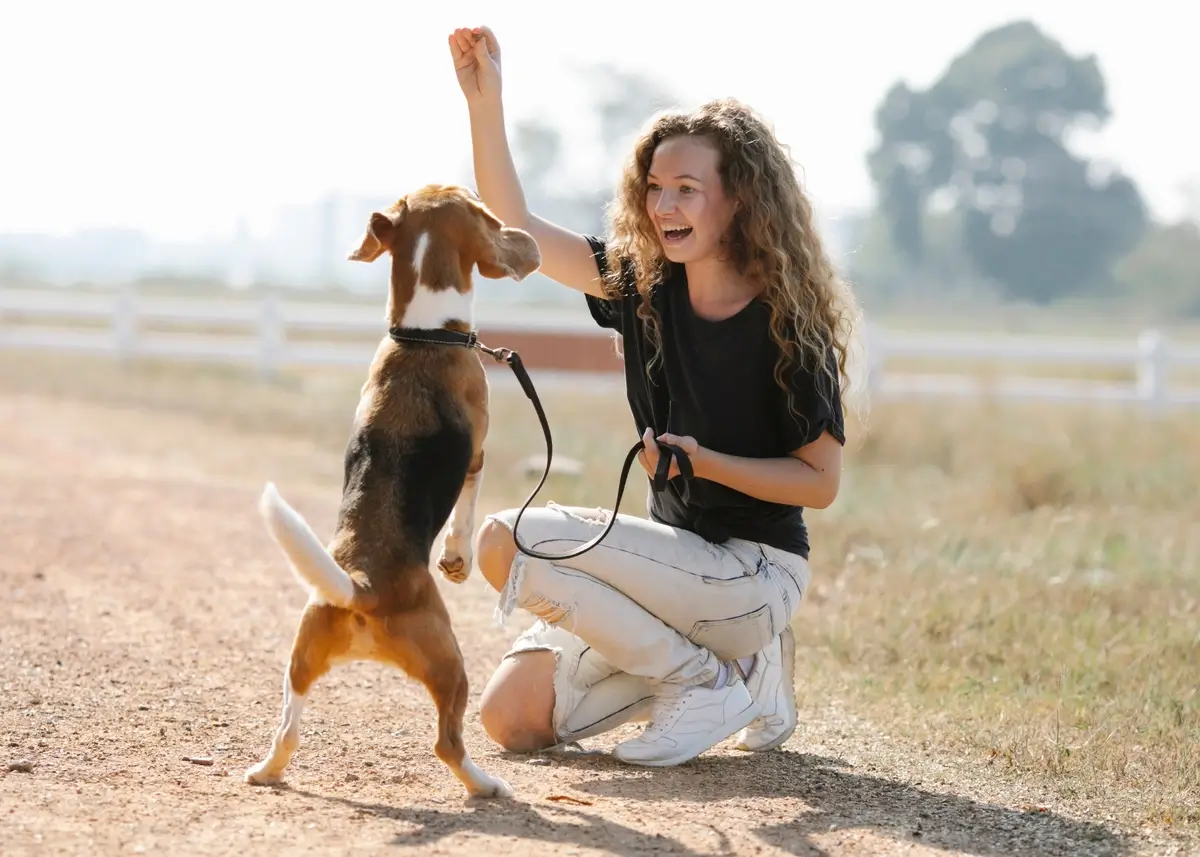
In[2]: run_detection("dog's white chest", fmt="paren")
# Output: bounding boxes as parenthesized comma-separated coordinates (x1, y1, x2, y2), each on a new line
(403, 283, 474, 329)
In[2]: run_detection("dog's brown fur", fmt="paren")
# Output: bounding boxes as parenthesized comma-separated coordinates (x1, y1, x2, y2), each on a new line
(244, 184, 541, 798)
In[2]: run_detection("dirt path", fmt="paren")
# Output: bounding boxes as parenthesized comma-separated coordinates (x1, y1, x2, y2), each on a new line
(0, 392, 1183, 856)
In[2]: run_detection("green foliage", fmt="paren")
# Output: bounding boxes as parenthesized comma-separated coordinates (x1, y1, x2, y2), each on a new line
(866, 20, 1148, 303)
(1113, 220, 1200, 317)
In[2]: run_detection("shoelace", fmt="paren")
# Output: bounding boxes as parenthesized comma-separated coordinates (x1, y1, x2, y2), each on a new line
(641, 686, 693, 738)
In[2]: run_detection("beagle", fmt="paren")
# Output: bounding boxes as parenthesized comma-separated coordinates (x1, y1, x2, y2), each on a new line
(244, 184, 541, 798)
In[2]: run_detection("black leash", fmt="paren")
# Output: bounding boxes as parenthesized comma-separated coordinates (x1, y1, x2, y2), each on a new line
(388, 326, 692, 561)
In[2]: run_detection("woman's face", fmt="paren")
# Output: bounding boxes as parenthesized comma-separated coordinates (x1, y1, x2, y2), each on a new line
(644, 134, 738, 265)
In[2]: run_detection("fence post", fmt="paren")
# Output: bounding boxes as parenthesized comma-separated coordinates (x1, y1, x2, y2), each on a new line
(258, 291, 285, 381)
(113, 285, 137, 362)
(1136, 328, 1169, 415)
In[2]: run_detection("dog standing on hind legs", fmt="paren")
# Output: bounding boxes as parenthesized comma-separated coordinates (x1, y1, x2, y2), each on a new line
(243, 184, 541, 798)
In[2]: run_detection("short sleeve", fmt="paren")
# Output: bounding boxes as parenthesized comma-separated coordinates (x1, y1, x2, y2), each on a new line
(585, 234, 643, 333)
(582, 235, 622, 332)
(778, 344, 846, 450)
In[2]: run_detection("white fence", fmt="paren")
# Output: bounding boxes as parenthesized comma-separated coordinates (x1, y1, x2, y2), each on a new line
(1, 286, 1199, 412)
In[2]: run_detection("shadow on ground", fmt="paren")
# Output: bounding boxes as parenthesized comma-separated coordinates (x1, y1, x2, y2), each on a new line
(290, 747, 1131, 857)
(566, 750, 1129, 857)
(292, 786, 709, 857)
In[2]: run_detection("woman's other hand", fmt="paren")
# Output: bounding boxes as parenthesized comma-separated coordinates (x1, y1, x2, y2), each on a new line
(638, 428, 700, 482)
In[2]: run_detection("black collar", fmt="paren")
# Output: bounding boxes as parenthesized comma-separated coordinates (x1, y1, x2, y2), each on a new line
(388, 326, 479, 349)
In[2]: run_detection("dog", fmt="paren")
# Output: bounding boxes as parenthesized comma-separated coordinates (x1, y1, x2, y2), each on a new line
(243, 184, 541, 798)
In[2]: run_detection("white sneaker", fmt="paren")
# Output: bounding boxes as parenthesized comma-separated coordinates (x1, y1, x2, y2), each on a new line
(611, 670, 760, 767)
(735, 626, 798, 752)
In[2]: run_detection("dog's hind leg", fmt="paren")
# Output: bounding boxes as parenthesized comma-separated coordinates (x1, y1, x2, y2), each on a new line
(245, 602, 346, 786)
(380, 601, 512, 798)
(437, 450, 484, 584)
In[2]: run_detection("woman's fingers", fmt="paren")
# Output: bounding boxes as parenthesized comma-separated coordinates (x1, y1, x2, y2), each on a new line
(471, 25, 499, 54)
(450, 28, 473, 62)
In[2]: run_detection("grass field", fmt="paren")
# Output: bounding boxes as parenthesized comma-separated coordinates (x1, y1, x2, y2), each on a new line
(1, 347, 1196, 851)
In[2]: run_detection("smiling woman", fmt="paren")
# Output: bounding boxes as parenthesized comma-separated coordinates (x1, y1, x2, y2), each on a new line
(648, 138, 726, 257)
(448, 23, 862, 769)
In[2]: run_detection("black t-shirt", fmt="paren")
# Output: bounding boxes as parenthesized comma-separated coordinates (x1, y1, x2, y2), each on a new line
(583, 235, 845, 560)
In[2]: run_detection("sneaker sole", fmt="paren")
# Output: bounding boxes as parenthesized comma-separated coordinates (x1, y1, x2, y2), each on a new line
(737, 719, 796, 753)
(613, 698, 762, 768)
(735, 626, 798, 752)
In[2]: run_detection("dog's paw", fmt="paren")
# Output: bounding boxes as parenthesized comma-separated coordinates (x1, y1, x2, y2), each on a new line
(467, 773, 514, 799)
(437, 546, 471, 584)
(244, 763, 282, 786)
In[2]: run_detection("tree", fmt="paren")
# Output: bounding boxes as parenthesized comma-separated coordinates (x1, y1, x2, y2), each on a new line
(866, 81, 956, 266)
(866, 20, 1147, 303)
(1113, 221, 1200, 318)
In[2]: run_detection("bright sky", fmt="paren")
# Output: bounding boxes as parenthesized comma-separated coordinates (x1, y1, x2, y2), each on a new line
(1, 0, 1194, 241)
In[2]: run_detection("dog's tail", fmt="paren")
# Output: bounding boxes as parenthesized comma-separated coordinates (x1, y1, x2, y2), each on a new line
(257, 482, 359, 609)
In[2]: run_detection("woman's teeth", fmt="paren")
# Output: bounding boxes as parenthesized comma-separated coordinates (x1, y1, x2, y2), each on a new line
(663, 226, 693, 240)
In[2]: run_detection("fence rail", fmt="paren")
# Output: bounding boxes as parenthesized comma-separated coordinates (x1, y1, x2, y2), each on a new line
(2, 286, 1198, 412)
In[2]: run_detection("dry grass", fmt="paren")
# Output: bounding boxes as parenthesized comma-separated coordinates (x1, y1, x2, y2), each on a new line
(813, 399, 1200, 833)
(882, 354, 1200, 387)
(1, 348, 1196, 838)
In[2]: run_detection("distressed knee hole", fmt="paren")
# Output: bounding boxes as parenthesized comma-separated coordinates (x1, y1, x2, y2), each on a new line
(547, 502, 611, 526)
(523, 595, 572, 626)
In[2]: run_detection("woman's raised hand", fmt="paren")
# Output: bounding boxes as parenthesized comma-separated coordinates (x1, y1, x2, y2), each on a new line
(449, 26, 502, 108)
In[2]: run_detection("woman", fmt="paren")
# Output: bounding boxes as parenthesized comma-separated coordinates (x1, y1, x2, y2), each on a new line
(449, 26, 859, 768)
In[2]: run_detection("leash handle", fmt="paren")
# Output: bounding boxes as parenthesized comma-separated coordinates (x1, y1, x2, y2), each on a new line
(653, 440, 693, 491)
(491, 348, 690, 562)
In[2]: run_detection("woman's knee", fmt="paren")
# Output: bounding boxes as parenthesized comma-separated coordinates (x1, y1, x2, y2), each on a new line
(478, 651, 557, 753)
(475, 516, 518, 593)
(476, 505, 616, 594)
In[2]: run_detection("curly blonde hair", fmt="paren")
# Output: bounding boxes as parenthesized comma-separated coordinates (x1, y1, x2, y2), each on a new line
(602, 97, 861, 418)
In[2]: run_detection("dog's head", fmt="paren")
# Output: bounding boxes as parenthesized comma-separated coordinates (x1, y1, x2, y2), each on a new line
(347, 184, 541, 330)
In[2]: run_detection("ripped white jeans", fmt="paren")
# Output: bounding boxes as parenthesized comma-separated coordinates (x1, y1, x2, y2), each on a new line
(488, 502, 810, 744)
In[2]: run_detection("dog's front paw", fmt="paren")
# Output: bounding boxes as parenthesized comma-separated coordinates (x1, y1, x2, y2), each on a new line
(437, 542, 472, 584)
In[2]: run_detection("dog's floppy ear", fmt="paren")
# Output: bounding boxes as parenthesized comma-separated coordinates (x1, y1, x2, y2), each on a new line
(469, 199, 542, 281)
(348, 203, 406, 263)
